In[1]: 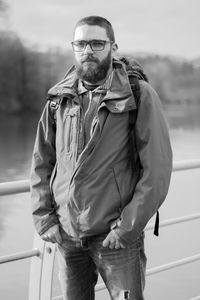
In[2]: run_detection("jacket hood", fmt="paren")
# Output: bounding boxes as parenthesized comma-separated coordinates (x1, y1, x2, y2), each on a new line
(47, 58, 147, 111)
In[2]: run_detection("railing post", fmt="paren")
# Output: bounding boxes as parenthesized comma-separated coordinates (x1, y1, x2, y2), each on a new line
(29, 231, 57, 300)
(29, 232, 45, 300)
(40, 242, 56, 300)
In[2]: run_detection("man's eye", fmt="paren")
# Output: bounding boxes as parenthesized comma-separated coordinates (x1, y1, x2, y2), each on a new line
(92, 41, 104, 47)
(77, 41, 85, 48)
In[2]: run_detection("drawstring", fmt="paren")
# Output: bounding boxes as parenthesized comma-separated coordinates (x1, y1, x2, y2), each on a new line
(153, 211, 160, 236)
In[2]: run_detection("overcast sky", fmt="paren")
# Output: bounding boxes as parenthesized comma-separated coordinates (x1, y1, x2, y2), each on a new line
(4, 0, 200, 59)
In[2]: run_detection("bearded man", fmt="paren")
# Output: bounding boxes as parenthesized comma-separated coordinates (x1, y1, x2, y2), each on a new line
(30, 16, 172, 300)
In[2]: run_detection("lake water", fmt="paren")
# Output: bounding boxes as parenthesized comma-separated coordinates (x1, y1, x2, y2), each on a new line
(0, 104, 200, 300)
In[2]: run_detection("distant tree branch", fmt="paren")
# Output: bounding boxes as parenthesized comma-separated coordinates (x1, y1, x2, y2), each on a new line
(0, 0, 9, 18)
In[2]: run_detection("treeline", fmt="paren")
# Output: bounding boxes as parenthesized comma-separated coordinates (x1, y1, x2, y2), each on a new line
(0, 32, 200, 113)
(0, 31, 73, 113)
(137, 54, 200, 105)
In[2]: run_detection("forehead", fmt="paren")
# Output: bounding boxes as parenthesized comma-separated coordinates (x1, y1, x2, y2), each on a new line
(74, 25, 108, 41)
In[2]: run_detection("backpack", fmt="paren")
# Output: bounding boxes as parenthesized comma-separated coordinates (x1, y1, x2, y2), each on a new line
(120, 57, 159, 237)
(48, 57, 160, 236)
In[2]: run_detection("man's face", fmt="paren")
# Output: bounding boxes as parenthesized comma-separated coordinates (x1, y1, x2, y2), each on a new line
(73, 24, 117, 84)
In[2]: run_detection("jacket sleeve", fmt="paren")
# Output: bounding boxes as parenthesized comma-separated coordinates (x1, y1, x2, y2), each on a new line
(30, 101, 59, 236)
(114, 81, 173, 243)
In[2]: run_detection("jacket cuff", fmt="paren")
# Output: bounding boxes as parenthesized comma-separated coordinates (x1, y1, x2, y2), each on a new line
(110, 217, 139, 244)
(35, 214, 59, 236)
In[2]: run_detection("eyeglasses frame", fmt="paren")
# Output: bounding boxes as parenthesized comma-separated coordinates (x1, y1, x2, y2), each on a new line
(71, 39, 114, 52)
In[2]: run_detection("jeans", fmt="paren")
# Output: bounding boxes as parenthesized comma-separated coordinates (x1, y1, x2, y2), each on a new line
(57, 229, 146, 300)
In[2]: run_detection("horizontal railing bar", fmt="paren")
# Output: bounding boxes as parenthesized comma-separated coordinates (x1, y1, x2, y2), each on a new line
(0, 160, 200, 197)
(173, 159, 200, 172)
(0, 248, 40, 264)
(146, 253, 200, 276)
(95, 253, 200, 292)
(189, 296, 200, 300)
(145, 212, 200, 231)
(0, 179, 30, 196)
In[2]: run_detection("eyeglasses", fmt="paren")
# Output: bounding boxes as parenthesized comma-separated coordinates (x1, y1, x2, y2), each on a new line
(71, 40, 113, 52)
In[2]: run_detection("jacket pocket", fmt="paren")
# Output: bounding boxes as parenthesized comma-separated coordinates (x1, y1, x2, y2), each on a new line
(112, 168, 123, 211)
(64, 108, 79, 155)
(112, 157, 136, 208)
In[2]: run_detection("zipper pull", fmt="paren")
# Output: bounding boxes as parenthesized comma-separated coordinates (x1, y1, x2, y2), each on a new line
(123, 290, 130, 299)
(89, 90, 93, 101)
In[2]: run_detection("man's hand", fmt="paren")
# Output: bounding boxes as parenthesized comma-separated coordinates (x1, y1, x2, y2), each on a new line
(41, 224, 62, 244)
(102, 230, 125, 249)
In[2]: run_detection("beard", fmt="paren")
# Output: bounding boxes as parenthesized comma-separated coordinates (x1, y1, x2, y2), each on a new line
(76, 51, 112, 84)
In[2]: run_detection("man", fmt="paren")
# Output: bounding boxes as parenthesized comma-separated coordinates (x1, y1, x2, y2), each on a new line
(30, 16, 172, 300)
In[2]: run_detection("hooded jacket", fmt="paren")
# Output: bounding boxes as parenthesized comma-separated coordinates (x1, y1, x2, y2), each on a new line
(30, 59, 173, 244)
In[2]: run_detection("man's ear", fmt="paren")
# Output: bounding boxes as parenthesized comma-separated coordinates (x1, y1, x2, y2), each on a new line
(111, 43, 118, 58)
(112, 43, 118, 52)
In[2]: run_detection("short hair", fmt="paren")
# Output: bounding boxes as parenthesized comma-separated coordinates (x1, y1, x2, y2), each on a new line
(74, 16, 115, 42)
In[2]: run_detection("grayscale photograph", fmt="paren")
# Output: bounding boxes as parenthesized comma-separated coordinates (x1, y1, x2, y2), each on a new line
(0, 1, 200, 299)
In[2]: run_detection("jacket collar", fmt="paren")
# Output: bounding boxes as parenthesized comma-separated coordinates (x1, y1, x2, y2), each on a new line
(102, 60, 137, 112)
(47, 59, 137, 112)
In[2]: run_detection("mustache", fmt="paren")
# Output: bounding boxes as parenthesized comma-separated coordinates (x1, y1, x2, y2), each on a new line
(81, 55, 99, 63)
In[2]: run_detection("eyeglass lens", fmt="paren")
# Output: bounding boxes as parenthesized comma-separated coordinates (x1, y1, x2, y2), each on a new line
(72, 40, 110, 51)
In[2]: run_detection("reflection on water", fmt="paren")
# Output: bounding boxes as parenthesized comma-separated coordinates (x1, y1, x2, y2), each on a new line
(0, 111, 40, 182)
(165, 103, 200, 130)
(165, 104, 200, 161)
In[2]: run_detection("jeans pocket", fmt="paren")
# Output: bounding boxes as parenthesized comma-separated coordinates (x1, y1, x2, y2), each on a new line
(59, 228, 73, 248)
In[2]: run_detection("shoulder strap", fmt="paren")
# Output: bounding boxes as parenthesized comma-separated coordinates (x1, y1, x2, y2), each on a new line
(128, 73, 160, 237)
(128, 75, 141, 108)
(128, 75, 140, 131)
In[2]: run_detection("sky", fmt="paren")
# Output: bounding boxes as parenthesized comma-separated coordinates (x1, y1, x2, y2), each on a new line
(2, 0, 200, 60)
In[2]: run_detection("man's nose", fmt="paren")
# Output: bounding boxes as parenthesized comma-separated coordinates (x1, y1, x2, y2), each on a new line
(83, 43, 93, 54)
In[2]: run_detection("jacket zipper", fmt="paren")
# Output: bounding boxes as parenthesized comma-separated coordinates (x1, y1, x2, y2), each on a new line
(69, 93, 102, 186)
(69, 114, 101, 188)
(74, 107, 81, 167)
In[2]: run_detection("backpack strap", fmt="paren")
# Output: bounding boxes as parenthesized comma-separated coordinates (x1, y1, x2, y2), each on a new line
(128, 74, 160, 237)
(129, 75, 141, 108)
(128, 75, 140, 131)
(154, 211, 159, 236)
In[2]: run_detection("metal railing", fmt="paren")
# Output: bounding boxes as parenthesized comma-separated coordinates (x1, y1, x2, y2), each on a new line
(0, 249, 40, 264)
(0, 159, 200, 300)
